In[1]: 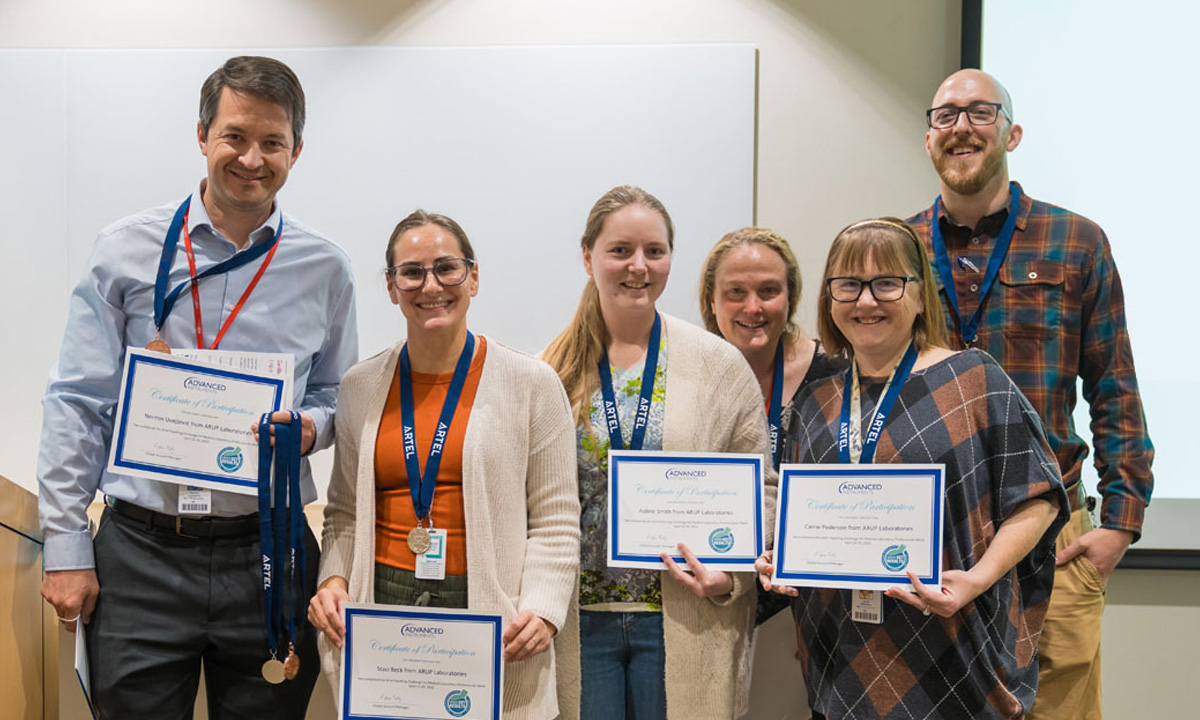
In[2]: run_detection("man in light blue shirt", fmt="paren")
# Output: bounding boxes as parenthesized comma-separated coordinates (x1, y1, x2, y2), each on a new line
(38, 55, 357, 717)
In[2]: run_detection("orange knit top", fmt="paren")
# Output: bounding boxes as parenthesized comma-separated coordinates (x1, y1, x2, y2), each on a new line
(374, 338, 487, 575)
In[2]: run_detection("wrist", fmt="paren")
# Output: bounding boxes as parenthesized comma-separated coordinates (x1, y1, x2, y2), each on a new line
(319, 575, 348, 593)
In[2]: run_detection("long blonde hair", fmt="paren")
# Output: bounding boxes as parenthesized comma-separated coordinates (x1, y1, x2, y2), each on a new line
(543, 186, 675, 426)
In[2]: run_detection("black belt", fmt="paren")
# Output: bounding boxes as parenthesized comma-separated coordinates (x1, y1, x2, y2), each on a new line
(106, 497, 259, 538)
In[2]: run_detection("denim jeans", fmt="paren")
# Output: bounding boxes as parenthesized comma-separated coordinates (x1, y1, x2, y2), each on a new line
(579, 610, 667, 720)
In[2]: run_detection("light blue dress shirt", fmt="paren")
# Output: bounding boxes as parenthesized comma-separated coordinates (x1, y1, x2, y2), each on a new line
(38, 183, 358, 571)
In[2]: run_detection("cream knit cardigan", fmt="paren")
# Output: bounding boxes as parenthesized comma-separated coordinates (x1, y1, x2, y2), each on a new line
(317, 338, 581, 720)
(555, 314, 776, 720)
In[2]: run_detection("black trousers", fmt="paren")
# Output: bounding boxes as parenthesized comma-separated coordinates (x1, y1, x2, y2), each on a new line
(87, 506, 320, 720)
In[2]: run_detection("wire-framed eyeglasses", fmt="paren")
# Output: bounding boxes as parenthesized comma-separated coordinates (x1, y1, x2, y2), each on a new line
(386, 257, 475, 291)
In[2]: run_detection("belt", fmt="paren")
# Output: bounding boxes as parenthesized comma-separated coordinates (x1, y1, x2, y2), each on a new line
(106, 497, 259, 539)
(1066, 481, 1094, 514)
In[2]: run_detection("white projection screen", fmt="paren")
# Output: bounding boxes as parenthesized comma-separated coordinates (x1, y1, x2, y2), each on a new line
(983, 2, 1198, 556)
(0, 45, 755, 499)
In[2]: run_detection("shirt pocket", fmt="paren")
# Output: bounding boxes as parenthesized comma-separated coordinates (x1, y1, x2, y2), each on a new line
(996, 260, 1065, 337)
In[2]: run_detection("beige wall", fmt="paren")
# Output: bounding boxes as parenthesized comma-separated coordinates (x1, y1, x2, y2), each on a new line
(6, 2, 1195, 719)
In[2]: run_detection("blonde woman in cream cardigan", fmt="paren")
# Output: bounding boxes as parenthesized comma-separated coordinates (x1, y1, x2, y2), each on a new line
(308, 211, 580, 720)
(544, 186, 775, 720)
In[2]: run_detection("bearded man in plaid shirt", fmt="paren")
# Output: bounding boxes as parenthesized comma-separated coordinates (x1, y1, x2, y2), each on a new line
(907, 69, 1154, 720)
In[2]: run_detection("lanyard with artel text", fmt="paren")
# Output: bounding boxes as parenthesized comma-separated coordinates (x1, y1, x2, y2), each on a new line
(930, 182, 1020, 348)
(838, 341, 919, 464)
(257, 411, 305, 684)
(598, 313, 662, 452)
(150, 195, 282, 350)
(838, 341, 919, 623)
(399, 332, 475, 556)
(766, 340, 785, 468)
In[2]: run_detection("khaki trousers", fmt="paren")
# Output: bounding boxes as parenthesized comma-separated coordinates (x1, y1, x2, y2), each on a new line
(1028, 506, 1106, 720)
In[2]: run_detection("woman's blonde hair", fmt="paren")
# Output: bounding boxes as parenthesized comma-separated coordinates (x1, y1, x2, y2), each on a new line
(698, 227, 803, 345)
(543, 185, 674, 426)
(816, 218, 947, 357)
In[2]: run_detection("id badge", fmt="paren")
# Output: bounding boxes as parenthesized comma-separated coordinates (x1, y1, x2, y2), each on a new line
(178, 486, 212, 515)
(414, 528, 447, 581)
(852, 589, 882, 624)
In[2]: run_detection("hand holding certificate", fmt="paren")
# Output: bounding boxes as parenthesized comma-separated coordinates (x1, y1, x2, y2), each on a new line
(608, 450, 765, 572)
(107, 348, 290, 494)
(340, 604, 503, 720)
(771, 464, 945, 591)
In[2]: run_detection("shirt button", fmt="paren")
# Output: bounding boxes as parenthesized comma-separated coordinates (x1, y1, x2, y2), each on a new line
(1028, 272, 1038, 280)
(971, 237, 981, 245)
(969, 283, 979, 292)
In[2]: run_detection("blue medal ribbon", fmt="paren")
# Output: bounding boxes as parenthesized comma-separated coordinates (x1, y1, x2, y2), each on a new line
(284, 410, 305, 652)
(930, 182, 1021, 347)
(257, 413, 281, 657)
(838, 341, 919, 464)
(271, 420, 289, 655)
(257, 411, 307, 660)
(597, 313, 661, 452)
(152, 195, 283, 333)
(399, 332, 476, 522)
(767, 340, 784, 468)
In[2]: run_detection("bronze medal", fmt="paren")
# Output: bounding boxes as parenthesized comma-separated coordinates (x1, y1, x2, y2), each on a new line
(407, 525, 431, 555)
(283, 643, 300, 680)
(145, 336, 171, 353)
(261, 657, 286, 685)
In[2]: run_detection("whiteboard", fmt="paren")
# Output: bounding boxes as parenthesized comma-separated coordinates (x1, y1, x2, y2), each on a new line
(0, 45, 756, 494)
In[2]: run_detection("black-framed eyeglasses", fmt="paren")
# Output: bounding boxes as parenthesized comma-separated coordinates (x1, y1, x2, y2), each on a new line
(827, 276, 917, 303)
(925, 101, 1009, 129)
(386, 257, 475, 291)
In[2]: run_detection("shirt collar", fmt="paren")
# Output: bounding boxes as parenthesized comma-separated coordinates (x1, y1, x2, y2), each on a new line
(187, 179, 283, 248)
(935, 181, 1031, 239)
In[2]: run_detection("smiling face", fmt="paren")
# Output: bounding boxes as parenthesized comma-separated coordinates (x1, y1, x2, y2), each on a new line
(711, 243, 790, 355)
(387, 224, 479, 339)
(583, 203, 672, 319)
(198, 87, 301, 221)
(925, 70, 1022, 196)
(830, 252, 922, 372)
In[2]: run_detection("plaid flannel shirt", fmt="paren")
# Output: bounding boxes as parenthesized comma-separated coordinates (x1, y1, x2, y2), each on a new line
(908, 183, 1153, 538)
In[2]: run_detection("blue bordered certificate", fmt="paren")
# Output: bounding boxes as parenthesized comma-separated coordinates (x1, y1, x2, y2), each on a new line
(340, 604, 503, 720)
(608, 450, 765, 571)
(771, 464, 945, 590)
(106, 348, 287, 495)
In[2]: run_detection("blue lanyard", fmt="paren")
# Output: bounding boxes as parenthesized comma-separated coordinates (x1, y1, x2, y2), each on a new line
(399, 332, 476, 521)
(284, 410, 305, 650)
(598, 313, 661, 452)
(257, 413, 282, 656)
(930, 182, 1020, 346)
(838, 342, 919, 464)
(153, 195, 283, 333)
(767, 340, 784, 468)
(257, 412, 305, 658)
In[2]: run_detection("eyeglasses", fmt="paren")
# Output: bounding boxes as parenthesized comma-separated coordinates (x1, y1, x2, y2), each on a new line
(386, 257, 475, 291)
(827, 276, 917, 303)
(925, 101, 1009, 129)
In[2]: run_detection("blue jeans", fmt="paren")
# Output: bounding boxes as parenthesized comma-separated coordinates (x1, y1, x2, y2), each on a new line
(579, 610, 667, 720)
